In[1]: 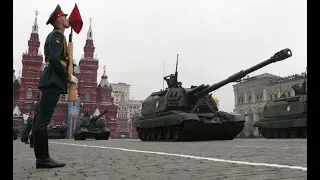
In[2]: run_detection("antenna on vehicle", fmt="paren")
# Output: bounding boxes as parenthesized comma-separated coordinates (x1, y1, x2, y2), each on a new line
(279, 72, 282, 97)
(162, 60, 165, 90)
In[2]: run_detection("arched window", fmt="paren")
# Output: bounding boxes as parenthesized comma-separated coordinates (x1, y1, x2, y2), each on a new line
(26, 88, 33, 99)
(85, 90, 91, 101)
(102, 93, 106, 101)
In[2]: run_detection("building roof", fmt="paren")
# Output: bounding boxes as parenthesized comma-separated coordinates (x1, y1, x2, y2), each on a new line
(13, 105, 21, 116)
(253, 73, 281, 79)
(93, 108, 100, 116)
(110, 82, 131, 86)
(99, 66, 110, 87)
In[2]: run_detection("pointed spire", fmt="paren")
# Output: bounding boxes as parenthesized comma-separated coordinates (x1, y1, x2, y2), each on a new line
(102, 65, 107, 77)
(99, 65, 110, 87)
(87, 17, 93, 40)
(83, 17, 95, 59)
(32, 10, 39, 33)
(93, 107, 100, 116)
(13, 105, 22, 116)
(17, 70, 21, 84)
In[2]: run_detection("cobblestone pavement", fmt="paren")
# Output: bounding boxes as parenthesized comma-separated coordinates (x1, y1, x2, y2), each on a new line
(13, 138, 307, 180)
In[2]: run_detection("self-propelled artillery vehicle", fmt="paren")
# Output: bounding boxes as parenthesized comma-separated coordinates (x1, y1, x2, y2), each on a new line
(133, 48, 293, 142)
(254, 69, 307, 139)
(74, 109, 111, 140)
(47, 124, 67, 139)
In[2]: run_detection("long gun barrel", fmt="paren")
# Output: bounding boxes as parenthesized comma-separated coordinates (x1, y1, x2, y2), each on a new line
(195, 48, 292, 97)
(91, 109, 109, 121)
(187, 84, 208, 96)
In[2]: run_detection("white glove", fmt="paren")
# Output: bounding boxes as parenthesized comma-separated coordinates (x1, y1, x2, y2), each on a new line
(70, 75, 78, 85)
(73, 59, 77, 66)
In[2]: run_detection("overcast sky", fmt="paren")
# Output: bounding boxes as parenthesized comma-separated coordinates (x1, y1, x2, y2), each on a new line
(13, 0, 307, 112)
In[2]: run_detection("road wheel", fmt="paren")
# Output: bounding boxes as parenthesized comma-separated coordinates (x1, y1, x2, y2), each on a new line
(273, 129, 280, 138)
(145, 129, 151, 141)
(290, 128, 298, 138)
(172, 126, 180, 141)
(140, 129, 146, 141)
(262, 128, 272, 139)
(155, 128, 162, 140)
(150, 129, 155, 140)
(280, 129, 288, 138)
(164, 127, 171, 140)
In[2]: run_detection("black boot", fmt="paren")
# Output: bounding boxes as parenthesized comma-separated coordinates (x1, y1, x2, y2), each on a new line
(34, 130, 66, 169)
(24, 135, 29, 144)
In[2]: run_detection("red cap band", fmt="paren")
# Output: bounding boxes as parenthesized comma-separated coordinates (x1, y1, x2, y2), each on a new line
(51, 10, 65, 23)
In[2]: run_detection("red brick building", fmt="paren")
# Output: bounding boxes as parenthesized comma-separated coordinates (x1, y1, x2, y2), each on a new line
(12, 15, 128, 138)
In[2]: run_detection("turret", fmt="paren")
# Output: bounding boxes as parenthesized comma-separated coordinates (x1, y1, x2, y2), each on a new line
(91, 109, 108, 121)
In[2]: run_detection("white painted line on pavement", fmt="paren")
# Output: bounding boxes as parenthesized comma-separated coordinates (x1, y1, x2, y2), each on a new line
(50, 142, 307, 171)
(233, 145, 306, 149)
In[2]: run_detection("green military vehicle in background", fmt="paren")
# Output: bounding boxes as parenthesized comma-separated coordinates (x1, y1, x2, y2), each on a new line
(74, 109, 111, 140)
(47, 122, 67, 139)
(254, 69, 307, 139)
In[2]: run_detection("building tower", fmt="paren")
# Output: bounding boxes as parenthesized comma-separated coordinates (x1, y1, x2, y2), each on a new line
(78, 17, 99, 114)
(17, 11, 43, 114)
(97, 65, 118, 137)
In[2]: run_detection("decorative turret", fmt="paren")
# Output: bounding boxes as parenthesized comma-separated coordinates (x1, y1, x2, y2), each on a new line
(13, 105, 22, 117)
(84, 17, 95, 59)
(93, 107, 100, 116)
(99, 65, 110, 87)
(27, 10, 40, 56)
(119, 90, 126, 106)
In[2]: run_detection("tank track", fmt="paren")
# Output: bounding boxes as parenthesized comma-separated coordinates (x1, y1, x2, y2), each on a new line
(136, 121, 245, 142)
(258, 127, 307, 139)
(74, 132, 110, 140)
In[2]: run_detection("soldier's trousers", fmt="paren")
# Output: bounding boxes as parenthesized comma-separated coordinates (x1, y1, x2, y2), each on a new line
(33, 85, 62, 159)
(30, 120, 36, 147)
(23, 124, 32, 143)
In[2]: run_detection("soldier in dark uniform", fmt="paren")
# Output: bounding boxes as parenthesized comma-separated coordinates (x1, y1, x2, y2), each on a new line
(30, 93, 41, 148)
(22, 113, 34, 144)
(163, 74, 182, 88)
(33, 4, 78, 169)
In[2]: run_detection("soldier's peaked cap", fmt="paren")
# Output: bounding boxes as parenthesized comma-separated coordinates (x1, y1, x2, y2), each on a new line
(46, 4, 68, 25)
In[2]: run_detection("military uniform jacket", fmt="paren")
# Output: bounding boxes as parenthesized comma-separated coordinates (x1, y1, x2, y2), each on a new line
(38, 28, 70, 94)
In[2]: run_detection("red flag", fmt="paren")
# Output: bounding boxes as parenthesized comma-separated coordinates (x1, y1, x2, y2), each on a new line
(69, 3, 83, 34)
